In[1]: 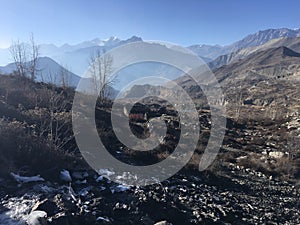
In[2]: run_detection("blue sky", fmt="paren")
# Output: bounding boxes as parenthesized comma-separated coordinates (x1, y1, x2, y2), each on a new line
(1, 0, 300, 48)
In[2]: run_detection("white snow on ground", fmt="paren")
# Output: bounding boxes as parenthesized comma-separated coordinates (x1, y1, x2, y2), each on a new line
(96, 216, 110, 222)
(95, 175, 104, 182)
(98, 169, 115, 178)
(72, 171, 89, 180)
(26, 210, 47, 225)
(110, 184, 130, 194)
(10, 173, 45, 184)
(0, 195, 39, 225)
(59, 170, 72, 182)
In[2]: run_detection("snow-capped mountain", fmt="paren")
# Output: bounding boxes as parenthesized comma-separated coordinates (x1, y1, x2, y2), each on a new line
(2, 28, 300, 69)
(187, 44, 225, 61)
(2, 28, 300, 89)
(0, 36, 141, 75)
(39, 36, 122, 56)
(39, 36, 142, 76)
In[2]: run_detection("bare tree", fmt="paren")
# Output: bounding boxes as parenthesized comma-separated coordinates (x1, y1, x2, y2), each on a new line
(60, 63, 73, 88)
(28, 33, 40, 80)
(236, 91, 243, 119)
(89, 49, 115, 102)
(10, 34, 39, 80)
(10, 39, 27, 77)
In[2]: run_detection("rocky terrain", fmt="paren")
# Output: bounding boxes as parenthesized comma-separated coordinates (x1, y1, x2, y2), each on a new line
(0, 74, 299, 224)
(0, 162, 299, 225)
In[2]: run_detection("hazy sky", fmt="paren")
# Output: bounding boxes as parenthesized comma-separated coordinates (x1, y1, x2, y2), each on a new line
(1, 0, 300, 48)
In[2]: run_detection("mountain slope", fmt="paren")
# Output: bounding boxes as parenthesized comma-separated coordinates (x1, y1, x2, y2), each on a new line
(227, 28, 300, 51)
(209, 36, 300, 69)
(214, 46, 300, 83)
(187, 44, 224, 60)
(188, 28, 300, 60)
(0, 57, 81, 87)
(48, 36, 143, 76)
(176, 46, 300, 92)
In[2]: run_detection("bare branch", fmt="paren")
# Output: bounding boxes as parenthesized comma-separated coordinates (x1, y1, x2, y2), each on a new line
(89, 49, 116, 102)
(10, 39, 27, 77)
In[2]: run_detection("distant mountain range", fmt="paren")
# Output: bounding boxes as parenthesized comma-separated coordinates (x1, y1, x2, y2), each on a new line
(0, 36, 143, 76)
(188, 28, 300, 60)
(1, 27, 300, 90)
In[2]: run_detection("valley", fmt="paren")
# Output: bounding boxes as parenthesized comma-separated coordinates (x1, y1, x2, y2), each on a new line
(0, 27, 300, 225)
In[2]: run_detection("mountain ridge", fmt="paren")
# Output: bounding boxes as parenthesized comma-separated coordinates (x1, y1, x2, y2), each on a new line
(209, 36, 300, 69)
(2, 28, 300, 88)
(188, 28, 300, 60)
(0, 56, 80, 87)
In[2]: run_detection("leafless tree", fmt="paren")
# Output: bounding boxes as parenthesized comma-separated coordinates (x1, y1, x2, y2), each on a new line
(234, 90, 243, 120)
(10, 34, 39, 80)
(89, 49, 115, 102)
(10, 39, 27, 77)
(28, 33, 40, 80)
(60, 63, 72, 88)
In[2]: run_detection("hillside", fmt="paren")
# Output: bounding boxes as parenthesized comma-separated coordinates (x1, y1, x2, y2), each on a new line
(1, 28, 300, 77)
(214, 46, 300, 82)
(210, 36, 300, 69)
(177, 46, 300, 118)
(0, 74, 299, 224)
(0, 57, 81, 87)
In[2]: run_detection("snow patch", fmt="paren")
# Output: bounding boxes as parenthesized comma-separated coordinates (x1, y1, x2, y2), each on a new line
(96, 216, 110, 222)
(10, 173, 45, 184)
(26, 211, 47, 225)
(96, 175, 104, 182)
(110, 184, 130, 194)
(59, 170, 72, 182)
(72, 171, 89, 180)
(0, 195, 39, 225)
(98, 169, 115, 178)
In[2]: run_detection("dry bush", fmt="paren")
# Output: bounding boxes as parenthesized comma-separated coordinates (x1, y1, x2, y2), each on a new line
(0, 75, 83, 178)
(237, 156, 269, 174)
(272, 157, 299, 179)
(237, 153, 299, 179)
(0, 119, 83, 179)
